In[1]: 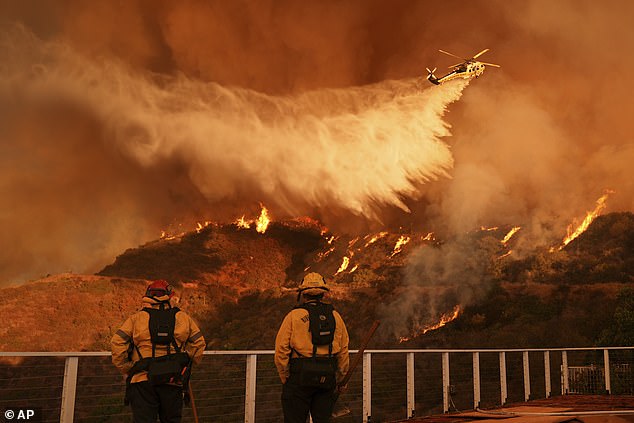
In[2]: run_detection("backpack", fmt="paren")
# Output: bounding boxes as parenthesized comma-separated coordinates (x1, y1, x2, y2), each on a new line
(132, 307, 191, 386)
(293, 302, 337, 389)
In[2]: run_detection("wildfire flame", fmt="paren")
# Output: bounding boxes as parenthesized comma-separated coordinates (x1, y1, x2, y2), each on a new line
(255, 206, 271, 234)
(316, 247, 335, 262)
(498, 250, 513, 259)
(556, 190, 615, 251)
(501, 226, 521, 245)
(349, 264, 359, 273)
(390, 235, 411, 257)
(399, 305, 461, 343)
(364, 232, 388, 247)
(233, 205, 271, 233)
(335, 256, 350, 275)
(480, 226, 499, 232)
(422, 232, 435, 241)
(235, 216, 251, 229)
(195, 221, 212, 233)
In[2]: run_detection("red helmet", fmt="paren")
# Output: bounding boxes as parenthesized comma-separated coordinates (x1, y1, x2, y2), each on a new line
(144, 280, 174, 299)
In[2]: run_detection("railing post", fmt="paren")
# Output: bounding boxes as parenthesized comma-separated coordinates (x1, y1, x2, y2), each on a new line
(561, 351, 569, 395)
(363, 352, 372, 423)
(523, 351, 531, 401)
(604, 349, 611, 394)
(60, 356, 78, 423)
(244, 354, 257, 423)
(406, 353, 415, 418)
(499, 352, 507, 405)
(442, 352, 450, 413)
(472, 352, 480, 409)
(544, 351, 551, 398)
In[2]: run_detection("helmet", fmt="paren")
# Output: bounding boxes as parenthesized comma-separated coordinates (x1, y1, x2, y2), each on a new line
(298, 272, 329, 295)
(144, 280, 174, 299)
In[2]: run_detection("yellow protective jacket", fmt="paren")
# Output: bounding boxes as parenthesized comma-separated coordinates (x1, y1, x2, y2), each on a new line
(111, 297, 206, 383)
(274, 301, 349, 384)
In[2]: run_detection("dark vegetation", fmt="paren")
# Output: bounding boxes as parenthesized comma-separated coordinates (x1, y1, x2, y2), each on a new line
(193, 213, 634, 350)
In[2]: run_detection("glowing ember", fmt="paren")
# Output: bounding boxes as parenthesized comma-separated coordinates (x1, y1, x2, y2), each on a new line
(326, 235, 337, 244)
(498, 250, 513, 259)
(316, 247, 335, 262)
(390, 235, 411, 257)
(480, 226, 499, 232)
(399, 305, 461, 343)
(364, 232, 388, 247)
(349, 264, 358, 273)
(195, 221, 211, 233)
(501, 226, 521, 245)
(235, 216, 251, 229)
(422, 232, 435, 241)
(335, 256, 350, 275)
(255, 206, 271, 234)
(557, 190, 614, 250)
(348, 237, 360, 249)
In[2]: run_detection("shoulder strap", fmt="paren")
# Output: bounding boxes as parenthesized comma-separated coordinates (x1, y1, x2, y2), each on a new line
(143, 307, 181, 358)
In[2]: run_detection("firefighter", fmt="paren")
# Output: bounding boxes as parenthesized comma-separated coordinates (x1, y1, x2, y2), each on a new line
(275, 272, 350, 423)
(111, 280, 206, 423)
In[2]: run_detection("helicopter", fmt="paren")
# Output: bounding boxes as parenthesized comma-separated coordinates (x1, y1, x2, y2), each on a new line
(426, 48, 500, 85)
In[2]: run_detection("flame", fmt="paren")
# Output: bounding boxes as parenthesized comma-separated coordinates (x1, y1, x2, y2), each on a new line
(255, 206, 271, 234)
(316, 247, 335, 262)
(480, 226, 499, 232)
(235, 216, 251, 229)
(557, 190, 615, 250)
(349, 264, 358, 273)
(399, 305, 461, 343)
(498, 250, 513, 259)
(364, 232, 388, 247)
(159, 229, 181, 241)
(195, 221, 212, 233)
(335, 256, 350, 275)
(390, 235, 411, 257)
(347, 237, 360, 249)
(501, 226, 521, 245)
(326, 235, 337, 244)
(422, 232, 435, 241)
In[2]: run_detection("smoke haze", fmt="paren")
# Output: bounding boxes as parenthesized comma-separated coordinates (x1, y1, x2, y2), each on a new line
(1, 0, 634, 290)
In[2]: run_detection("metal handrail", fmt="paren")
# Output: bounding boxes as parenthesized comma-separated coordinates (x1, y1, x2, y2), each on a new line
(0, 347, 632, 423)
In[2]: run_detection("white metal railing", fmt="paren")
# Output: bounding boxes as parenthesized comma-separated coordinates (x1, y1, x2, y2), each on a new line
(1, 347, 632, 423)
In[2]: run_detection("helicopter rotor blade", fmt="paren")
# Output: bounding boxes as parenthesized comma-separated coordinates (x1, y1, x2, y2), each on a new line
(439, 49, 465, 60)
(448, 62, 463, 69)
(472, 48, 490, 59)
(480, 61, 501, 68)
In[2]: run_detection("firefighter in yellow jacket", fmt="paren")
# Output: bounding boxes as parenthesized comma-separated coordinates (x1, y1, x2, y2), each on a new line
(275, 272, 349, 423)
(111, 280, 205, 423)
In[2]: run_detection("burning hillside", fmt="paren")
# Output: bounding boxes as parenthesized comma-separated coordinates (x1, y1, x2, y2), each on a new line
(0, 210, 632, 351)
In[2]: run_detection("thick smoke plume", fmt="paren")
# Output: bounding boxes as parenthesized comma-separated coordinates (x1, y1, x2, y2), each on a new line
(1, 0, 634, 324)
(0, 27, 465, 284)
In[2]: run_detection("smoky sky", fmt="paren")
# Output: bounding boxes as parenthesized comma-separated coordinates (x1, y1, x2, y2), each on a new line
(1, 0, 633, 285)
